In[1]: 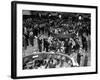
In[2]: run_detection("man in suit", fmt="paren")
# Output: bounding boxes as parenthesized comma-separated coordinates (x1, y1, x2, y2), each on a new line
(64, 39, 69, 54)
(38, 38, 42, 52)
(44, 39, 49, 52)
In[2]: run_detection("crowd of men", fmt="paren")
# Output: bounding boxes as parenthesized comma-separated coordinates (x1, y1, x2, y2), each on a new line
(23, 11, 91, 69)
